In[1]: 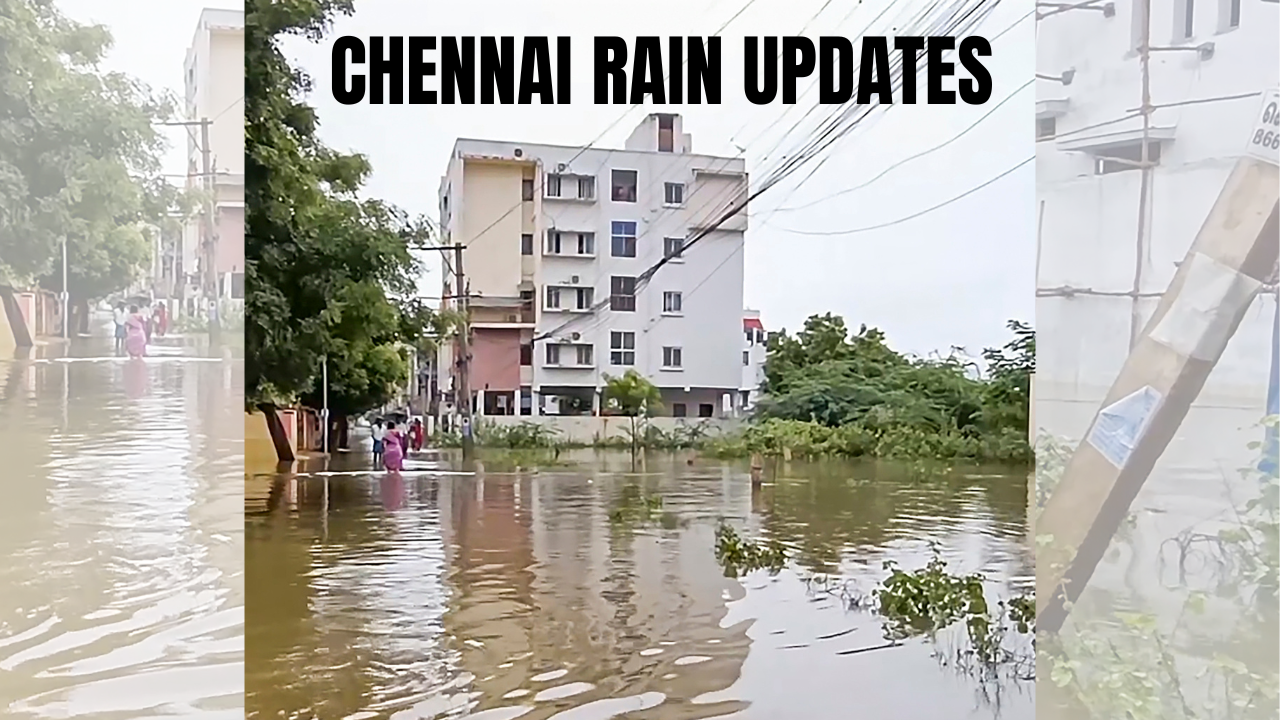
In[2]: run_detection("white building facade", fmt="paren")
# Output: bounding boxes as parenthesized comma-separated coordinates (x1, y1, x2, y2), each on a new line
(180, 8, 245, 314)
(741, 310, 767, 412)
(437, 114, 747, 421)
(1035, 0, 1278, 458)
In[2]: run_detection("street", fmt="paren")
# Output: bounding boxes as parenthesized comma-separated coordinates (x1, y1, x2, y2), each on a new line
(0, 314, 244, 718)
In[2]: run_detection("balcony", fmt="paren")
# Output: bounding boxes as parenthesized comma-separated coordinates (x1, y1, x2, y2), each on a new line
(543, 231, 596, 259)
(543, 173, 597, 203)
(543, 343, 595, 369)
(468, 295, 536, 328)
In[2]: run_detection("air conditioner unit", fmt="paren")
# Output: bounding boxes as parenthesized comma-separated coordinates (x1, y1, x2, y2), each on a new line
(506, 314, 517, 323)
(570, 275, 580, 284)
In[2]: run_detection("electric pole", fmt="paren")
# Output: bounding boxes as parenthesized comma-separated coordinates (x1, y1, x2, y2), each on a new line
(198, 118, 220, 339)
(158, 118, 219, 336)
(452, 242, 474, 459)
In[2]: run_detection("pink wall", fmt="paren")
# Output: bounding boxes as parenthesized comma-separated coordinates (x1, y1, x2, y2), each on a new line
(469, 328, 521, 391)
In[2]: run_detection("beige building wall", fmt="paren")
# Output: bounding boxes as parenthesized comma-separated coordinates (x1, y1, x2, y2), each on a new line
(458, 162, 527, 297)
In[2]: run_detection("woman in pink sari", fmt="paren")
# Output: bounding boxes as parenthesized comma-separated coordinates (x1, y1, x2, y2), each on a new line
(124, 305, 148, 359)
(381, 421, 404, 472)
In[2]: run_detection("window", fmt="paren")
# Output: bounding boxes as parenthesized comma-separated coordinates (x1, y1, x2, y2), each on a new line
(546, 231, 564, 254)
(575, 345, 594, 365)
(1095, 142, 1161, 175)
(756, 329, 765, 344)
(745, 329, 754, 344)
(522, 178, 535, 201)
(1174, 0, 1194, 40)
(573, 287, 594, 310)
(610, 331, 635, 365)
(1036, 117, 1055, 141)
(743, 351, 750, 366)
(611, 169, 638, 202)
(662, 291, 683, 314)
(698, 403, 714, 418)
(520, 387, 532, 415)
(662, 346, 682, 369)
(664, 182, 685, 206)
(578, 176, 595, 200)
(577, 233, 595, 255)
(610, 276, 636, 311)
(1220, 0, 1240, 30)
(545, 286, 562, 309)
(611, 221, 637, 257)
(520, 289, 534, 315)
(545, 174, 563, 198)
(521, 233, 534, 255)
(545, 344, 561, 365)
(663, 236, 685, 260)
(672, 403, 687, 417)
(520, 344, 533, 366)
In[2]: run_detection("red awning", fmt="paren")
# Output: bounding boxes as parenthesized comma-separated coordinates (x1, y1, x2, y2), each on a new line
(743, 318, 763, 331)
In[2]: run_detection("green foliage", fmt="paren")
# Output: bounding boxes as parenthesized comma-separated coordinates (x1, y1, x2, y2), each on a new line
(750, 315, 1033, 461)
(705, 418, 1031, 462)
(245, 0, 447, 410)
(602, 370, 662, 417)
(0, 0, 185, 297)
(714, 523, 788, 577)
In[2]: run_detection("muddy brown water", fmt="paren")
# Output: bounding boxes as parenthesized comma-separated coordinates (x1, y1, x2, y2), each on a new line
(246, 449, 1033, 720)
(0, 323, 244, 718)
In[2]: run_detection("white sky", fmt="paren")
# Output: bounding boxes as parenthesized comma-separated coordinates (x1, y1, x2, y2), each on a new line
(63, 0, 1035, 359)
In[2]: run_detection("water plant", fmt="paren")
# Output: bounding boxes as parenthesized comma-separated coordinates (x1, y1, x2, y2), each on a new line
(713, 523, 788, 577)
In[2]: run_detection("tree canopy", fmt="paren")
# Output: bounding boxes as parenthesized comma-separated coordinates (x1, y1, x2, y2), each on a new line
(754, 314, 1033, 457)
(0, 0, 181, 298)
(245, 0, 450, 412)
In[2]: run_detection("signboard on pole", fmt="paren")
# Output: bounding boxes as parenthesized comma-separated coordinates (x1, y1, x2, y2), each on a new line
(1244, 88, 1280, 166)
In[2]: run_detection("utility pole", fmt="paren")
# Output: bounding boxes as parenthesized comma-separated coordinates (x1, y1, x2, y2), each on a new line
(452, 242, 474, 459)
(322, 355, 330, 454)
(61, 238, 68, 339)
(158, 118, 218, 336)
(198, 118, 220, 339)
(423, 242, 473, 457)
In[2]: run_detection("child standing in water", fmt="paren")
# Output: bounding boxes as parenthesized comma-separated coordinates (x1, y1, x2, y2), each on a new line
(382, 421, 404, 472)
(371, 420, 385, 465)
(112, 302, 127, 353)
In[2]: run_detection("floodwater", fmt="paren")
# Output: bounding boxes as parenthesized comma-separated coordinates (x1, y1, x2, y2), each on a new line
(0, 319, 245, 717)
(247, 450, 1033, 720)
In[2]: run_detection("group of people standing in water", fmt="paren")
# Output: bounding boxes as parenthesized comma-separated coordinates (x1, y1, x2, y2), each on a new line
(112, 300, 169, 358)
(371, 418, 425, 472)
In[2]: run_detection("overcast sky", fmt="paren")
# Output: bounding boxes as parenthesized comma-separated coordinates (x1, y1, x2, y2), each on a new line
(65, 0, 1035, 359)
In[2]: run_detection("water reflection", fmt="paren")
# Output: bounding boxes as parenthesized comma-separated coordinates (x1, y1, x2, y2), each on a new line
(0, 329, 244, 718)
(247, 451, 1032, 719)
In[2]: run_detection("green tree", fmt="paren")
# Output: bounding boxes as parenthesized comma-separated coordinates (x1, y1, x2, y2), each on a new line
(0, 0, 179, 291)
(603, 370, 662, 454)
(245, 0, 443, 412)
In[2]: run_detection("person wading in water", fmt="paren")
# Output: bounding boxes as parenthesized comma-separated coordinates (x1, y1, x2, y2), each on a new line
(382, 421, 405, 472)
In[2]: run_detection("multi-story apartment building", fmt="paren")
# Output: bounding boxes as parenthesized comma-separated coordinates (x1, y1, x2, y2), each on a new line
(1036, 0, 1277, 458)
(181, 8, 244, 312)
(740, 310, 767, 412)
(437, 114, 747, 421)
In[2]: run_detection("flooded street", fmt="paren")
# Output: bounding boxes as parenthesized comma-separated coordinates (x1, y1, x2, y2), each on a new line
(0, 319, 245, 717)
(247, 451, 1033, 720)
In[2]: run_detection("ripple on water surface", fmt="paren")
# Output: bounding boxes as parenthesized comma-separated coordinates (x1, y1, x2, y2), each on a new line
(246, 453, 1032, 719)
(0, 338, 245, 718)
